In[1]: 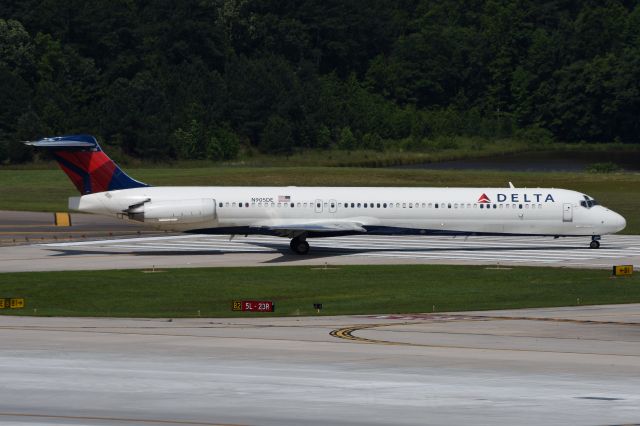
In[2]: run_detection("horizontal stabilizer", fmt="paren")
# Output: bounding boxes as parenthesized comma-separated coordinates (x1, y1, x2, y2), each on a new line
(24, 135, 98, 148)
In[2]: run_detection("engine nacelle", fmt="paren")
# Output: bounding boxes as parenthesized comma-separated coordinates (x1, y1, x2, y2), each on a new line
(126, 199, 215, 224)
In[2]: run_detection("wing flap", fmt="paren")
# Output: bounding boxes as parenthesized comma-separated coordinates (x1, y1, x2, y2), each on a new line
(250, 220, 367, 233)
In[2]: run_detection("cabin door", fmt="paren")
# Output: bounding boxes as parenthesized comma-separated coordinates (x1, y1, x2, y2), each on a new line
(314, 199, 323, 213)
(562, 203, 573, 222)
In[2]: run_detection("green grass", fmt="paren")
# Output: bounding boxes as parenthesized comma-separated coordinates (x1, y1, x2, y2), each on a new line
(4, 137, 531, 169)
(226, 137, 531, 167)
(6, 139, 640, 170)
(1, 167, 638, 233)
(8, 139, 639, 169)
(0, 265, 638, 317)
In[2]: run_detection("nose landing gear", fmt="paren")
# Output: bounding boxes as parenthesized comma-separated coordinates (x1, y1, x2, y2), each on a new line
(589, 235, 601, 249)
(290, 236, 310, 255)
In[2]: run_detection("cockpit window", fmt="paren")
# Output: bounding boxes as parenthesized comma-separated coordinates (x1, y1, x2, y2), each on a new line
(581, 194, 599, 208)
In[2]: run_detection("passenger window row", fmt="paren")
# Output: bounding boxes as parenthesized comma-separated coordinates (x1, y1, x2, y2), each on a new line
(217, 201, 544, 209)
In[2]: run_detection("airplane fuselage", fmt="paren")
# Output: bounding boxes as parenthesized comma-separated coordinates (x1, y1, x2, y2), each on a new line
(70, 186, 626, 239)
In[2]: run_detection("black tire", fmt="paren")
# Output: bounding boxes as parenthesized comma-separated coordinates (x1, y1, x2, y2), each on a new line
(290, 238, 310, 255)
(589, 240, 600, 249)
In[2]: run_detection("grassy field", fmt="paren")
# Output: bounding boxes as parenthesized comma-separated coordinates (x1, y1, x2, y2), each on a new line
(0, 265, 638, 317)
(8, 139, 639, 169)
(4, 137, 532, 169)
(1, 167, 638, 233)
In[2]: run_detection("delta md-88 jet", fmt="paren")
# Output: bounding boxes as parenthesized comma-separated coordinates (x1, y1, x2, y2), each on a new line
(27, 135, 626, 254)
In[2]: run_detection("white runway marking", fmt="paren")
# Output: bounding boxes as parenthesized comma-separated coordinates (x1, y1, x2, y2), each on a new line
(41, 234, 640, 268)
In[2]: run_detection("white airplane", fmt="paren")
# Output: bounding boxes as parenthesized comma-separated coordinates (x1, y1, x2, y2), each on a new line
(26, 135, 626, 253)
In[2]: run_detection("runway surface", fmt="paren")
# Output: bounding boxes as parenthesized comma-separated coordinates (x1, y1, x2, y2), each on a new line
(0, 210, 152, 245)
(1, 210, 639, 271)
(1, 304, 639, 425)
(2, 233, 639, 272)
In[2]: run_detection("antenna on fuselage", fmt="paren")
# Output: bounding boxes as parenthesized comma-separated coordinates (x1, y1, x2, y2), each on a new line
(508, 182, 515, 188)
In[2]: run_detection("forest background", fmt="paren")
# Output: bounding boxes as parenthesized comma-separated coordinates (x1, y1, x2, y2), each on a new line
(1, 0, 639, 165)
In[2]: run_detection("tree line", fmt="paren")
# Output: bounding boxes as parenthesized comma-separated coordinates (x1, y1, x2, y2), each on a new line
(1, 0, 639, 163)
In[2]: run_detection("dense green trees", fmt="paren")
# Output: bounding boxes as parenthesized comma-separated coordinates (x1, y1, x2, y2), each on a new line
(1, 0, 639, 163)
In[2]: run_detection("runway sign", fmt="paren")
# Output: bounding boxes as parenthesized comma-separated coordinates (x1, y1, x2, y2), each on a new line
(232, 300, 274, 312)
(612, 265, 633, 276)
(0, 298, 25, 309)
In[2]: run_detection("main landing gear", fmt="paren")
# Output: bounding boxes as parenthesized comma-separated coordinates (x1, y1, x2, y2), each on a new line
(589, 235, 601, 249)
(290, 236, 310, 255)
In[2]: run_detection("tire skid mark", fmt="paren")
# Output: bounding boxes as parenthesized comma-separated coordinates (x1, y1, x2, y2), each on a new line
(329, 320, 640, 356)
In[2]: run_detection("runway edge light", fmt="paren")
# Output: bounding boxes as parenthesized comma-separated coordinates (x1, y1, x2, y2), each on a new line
(612, 265, 633, 277)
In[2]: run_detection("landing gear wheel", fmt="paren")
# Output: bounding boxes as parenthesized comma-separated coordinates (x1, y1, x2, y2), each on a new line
(589, 240, 600, 249)
(290, 237, 310, 255)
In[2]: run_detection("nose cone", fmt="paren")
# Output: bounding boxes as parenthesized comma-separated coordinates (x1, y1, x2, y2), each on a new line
(609, 210, 626, 233)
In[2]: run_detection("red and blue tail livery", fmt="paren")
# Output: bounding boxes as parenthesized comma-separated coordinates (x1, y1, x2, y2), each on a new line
(25, 135, 148, 194)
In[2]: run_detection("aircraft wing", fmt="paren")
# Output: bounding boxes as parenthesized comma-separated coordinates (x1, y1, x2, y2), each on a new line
(250, 219, 368, 235)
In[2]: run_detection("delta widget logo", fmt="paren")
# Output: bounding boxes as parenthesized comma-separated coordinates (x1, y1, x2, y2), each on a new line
(477, 193, 490, 203)
(476, 192, 556, 203)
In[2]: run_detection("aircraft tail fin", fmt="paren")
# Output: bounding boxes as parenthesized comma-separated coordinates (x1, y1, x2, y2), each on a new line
(25, 135, 149, 194)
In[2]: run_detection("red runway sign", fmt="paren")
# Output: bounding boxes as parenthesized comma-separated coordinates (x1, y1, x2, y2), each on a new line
(232, 300, 274, 312)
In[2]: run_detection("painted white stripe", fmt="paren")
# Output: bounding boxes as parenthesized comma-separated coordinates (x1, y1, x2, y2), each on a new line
(352, 252, 557, 263)
(39, 234, 195, 247)
(358, 250, 561, 260)
(104, 244, 271, 252)
(46, 237, 640, 249)
(40, 234, 640, 268)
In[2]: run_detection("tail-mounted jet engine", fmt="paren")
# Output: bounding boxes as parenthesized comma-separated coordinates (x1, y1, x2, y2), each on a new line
(124, 199, 215, 224)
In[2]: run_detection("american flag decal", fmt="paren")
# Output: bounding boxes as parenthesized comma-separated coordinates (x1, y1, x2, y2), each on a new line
(278, 195, 291, 202)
